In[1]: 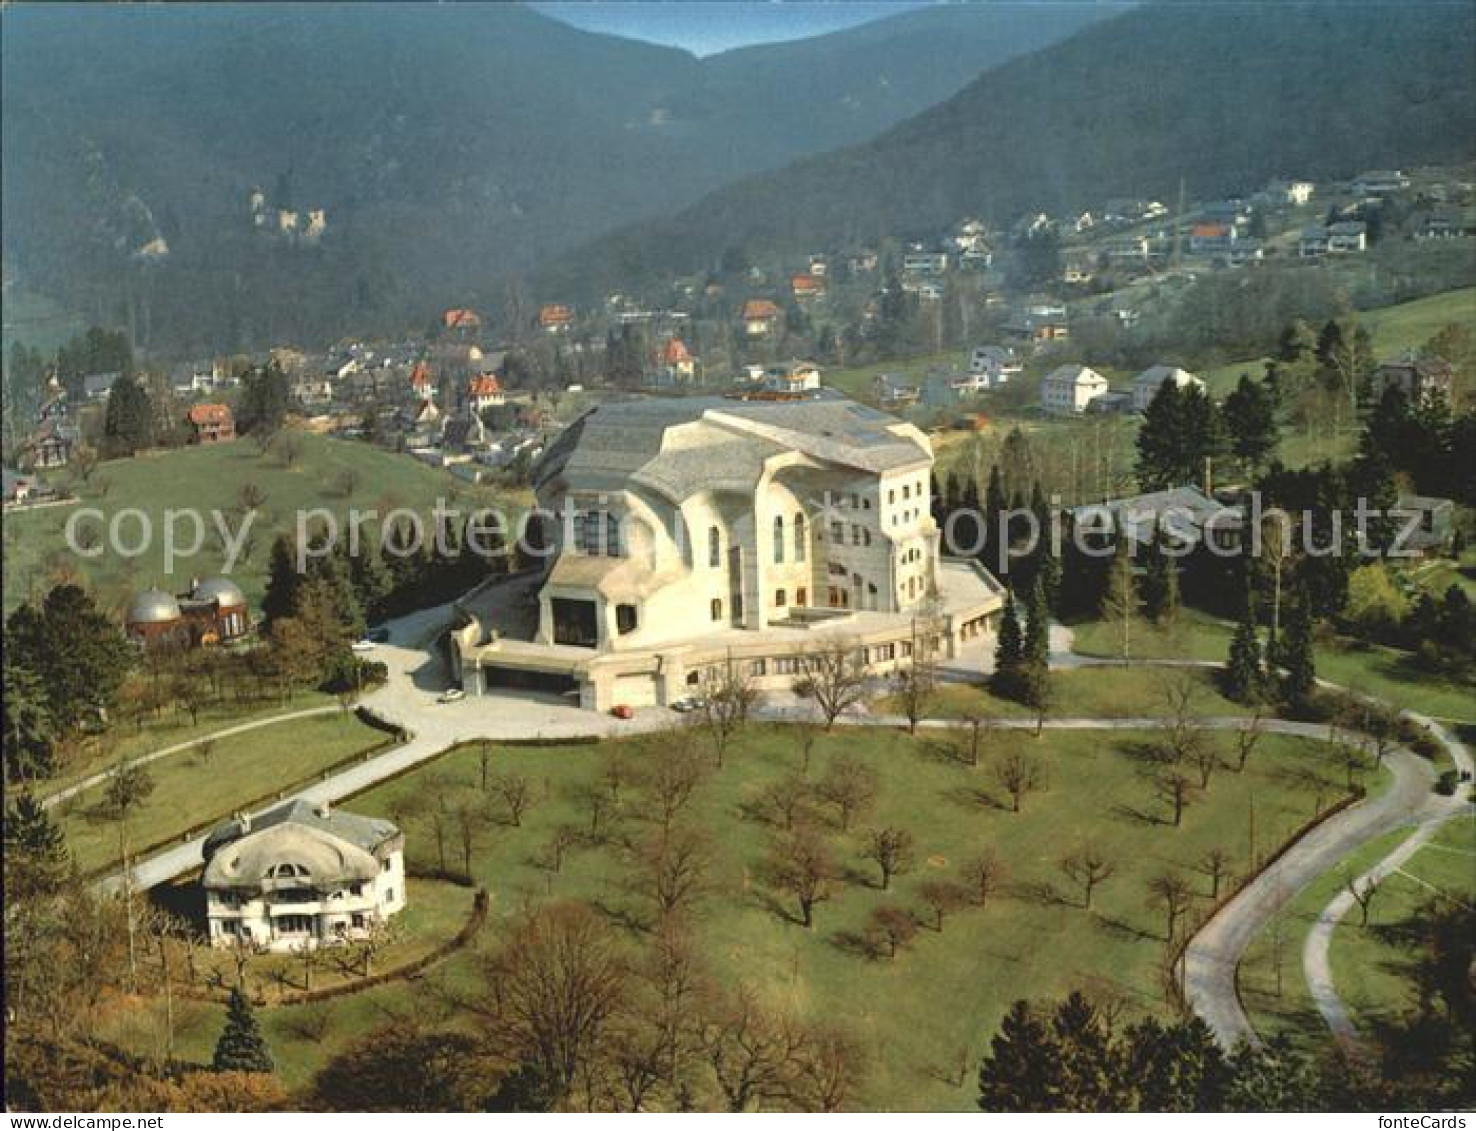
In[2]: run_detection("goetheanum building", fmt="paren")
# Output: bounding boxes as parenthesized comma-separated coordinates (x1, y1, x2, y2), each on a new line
(201, 799, 405, 951)
(451, 392, 1004, 710)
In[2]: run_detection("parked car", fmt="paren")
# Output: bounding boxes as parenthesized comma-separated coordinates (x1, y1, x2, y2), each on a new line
(669, 696, 706, 713)
(366, 626, 390, 643)
(610, 704, 635, 720)
(351, 639, 377, 652)
(437, 688, 466, 704)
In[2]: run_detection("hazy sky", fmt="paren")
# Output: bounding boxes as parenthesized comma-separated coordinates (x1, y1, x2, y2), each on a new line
(530, 1, 935, 56)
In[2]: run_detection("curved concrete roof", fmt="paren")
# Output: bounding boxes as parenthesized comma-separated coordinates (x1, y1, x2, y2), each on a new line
(128, 588, 183, 625)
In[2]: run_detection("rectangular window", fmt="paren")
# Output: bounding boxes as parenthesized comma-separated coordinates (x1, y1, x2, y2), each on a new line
(749, 659, 767, 677)
(830, 520, 844, 542)
(616, 604, 638, 635)
(851, 524, 862, 545)
(796, 587, 807, 606)
(775, 589, 787, 607)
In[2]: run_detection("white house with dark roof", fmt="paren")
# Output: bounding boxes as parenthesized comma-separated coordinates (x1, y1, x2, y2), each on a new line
(1040, 365, 1109, 414)
(451, 392, 1004, 710)
(202, 799, 405, 951)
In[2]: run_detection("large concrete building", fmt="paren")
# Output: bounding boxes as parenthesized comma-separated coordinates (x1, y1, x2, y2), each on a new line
(452, 393, 1004, 710)
(202, 799, 405, 952)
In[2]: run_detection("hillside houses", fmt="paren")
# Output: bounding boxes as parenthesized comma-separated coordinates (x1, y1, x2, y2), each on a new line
(741, 299, 782, 338)
(1040, 364, 1109, 414)
(968, 345, 1022, 387)
(1132, 365, 1204, 412)
(186, 403, 236, 444)
(1370, 353, 1455, 403)
(466, 372, 506, 413)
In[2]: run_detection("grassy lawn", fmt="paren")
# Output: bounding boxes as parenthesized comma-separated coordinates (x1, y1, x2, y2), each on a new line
(886, 666, 1249, 721)
(1328, 813, 1476, 1034)
(1241, 813, 1475, 1049)
(1067, 610, 1233, 663)
(45, 690, 338, 795)
(2, 432, 517, 615)
(101, 721, 1366, 1103)
(56, 709, 387, 875)
(1067, 613, 1474, 724)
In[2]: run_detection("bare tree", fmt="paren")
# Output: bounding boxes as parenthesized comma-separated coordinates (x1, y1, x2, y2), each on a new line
(639, 824, 712, 919)
(992, 748, 1045, 813)
(474, 901, 629, 1099)
(758, 775, 811, 830)
(959, 714, 994, 767)
(815, 755, 878, 831)
(1156, 769, 1197, 827)
(862, 826, 915, 890)
(1146, 871, 1194, 941)
(767, 827, 840, 928)
(1190, 736, 1221, 789)
(1195, 847, 1233, 900)
(454, 802, 490, 881)
(792, 642, 867, 731)
(794, 721, 823, 776)
(493, 771, 533, 827)
(1346, 872, 1380, 926)
(1059, 844, 1116, 909)
(865, 905, 918, 957)
(963, 848, 1007, 908)
(1232, 711, 1265, 772)
(478, 741, 493, 792)
(917, 879, 969, 931)
(892, 618, 940, 734)
(698, 654, 758, 769)
(789, 1024, 867, 1113)
(538, 825, 580, 874)
(703, 984, 807, 1112)
(642, 735, 708, 831)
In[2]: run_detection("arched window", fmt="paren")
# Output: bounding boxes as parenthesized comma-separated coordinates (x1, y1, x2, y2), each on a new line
(794, 513, 806, 561)
(773, 515, 785, 564)
(708, 526, 721, 568)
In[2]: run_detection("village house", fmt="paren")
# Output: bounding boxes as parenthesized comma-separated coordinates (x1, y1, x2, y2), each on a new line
(1351, 170, 1409, 196)
(1326, 220, 1369, 253)
(450, 392, 1004, 711)
(3, 469, 40, 505)
(23, 418, 75, 470)
(1132, 365, 1205, 412)
(1069, 485, 1244, 554)
(740, 299, 782, 338)
(873, 373, 920, 408)
(187, 403, 236, 444)
(466, 372, 506, 414)
(409, 360, 435, 402)
(126, 577, 252, 649)
(1369, 353, 1455, 403)
(968, 345, 1022, 387)
(1259, 179, 1316, 206)
(649, 337, 697, 387)
(763, 360, 822, 394)
(1040, 364, 1110, 414)
(902, 248, 949, 275)
(202, 799, 405, 952)
(538, 304, 574, 333)
(1188, 222, 1236, 255)
(790, 273, 826, 301)
(443, 307, 482, 335)
(1298, 226, 1330, 258)
(1393, 494, 1455, 555)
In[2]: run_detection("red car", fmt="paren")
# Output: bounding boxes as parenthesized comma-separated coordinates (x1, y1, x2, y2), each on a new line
(610, 704, 635, 720)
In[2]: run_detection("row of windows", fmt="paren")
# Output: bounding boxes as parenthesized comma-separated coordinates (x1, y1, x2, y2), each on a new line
(886, 479, 928, 507)
(826, 521, 873, 547)
(574, 511, 624, 557)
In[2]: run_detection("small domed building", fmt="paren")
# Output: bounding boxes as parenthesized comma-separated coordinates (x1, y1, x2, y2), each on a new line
(125, 576, 251, 648)
(202, 799, 406, 951)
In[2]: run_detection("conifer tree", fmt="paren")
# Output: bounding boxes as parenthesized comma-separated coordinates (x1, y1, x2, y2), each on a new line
(3, 792, 72, 901)
(213, 987, 275, 1074)
(1139, 523, 1179, 625)
(1224, 595, 1264, 704)
(978, 999, 1064, 1112)
(991, 590, 1025, 700)
(1099, 526, 1138, 662)
(1279, 592, 1317, 709)
(260, 535, 302, 627)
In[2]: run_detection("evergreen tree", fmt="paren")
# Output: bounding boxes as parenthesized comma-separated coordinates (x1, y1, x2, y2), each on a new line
(978, 999, 1064, 1112)
(213, 987, 275, 1074)
(1099, 526, 1137, 661)
(1139, 522, 1179, 625)
(991, 590, 1025, 700)
(985, 464, 1008, 535)
(1052, 991, 1128, 1111)
(3, 791, 72, 901)
(1020, 577, 1052, 709)
(237, 363, 292, 436)
(1136, 380, 1185, 491)
(5, 586, 132, 731)
(1224, 593, 1264, 704)
(1222, 373, 1279, 475)
(1038, 545, 1063, 619)
(260, 535, 303, 626)
(3, 655, 55, 781)
(102, 374, 154, 456)
(1224, 1034, 1322, 1112)
(1126, 1016, 1230, 1112)
(349, 542, 393, 624)
(1279, 592, 1317, 709)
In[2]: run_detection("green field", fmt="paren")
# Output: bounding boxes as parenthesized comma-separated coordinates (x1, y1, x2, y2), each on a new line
(55, 708, 387, 875)
(105, 720, 1364, 1104)
(1241, 814, 1475, 1048)
(2, 432, 517, 615)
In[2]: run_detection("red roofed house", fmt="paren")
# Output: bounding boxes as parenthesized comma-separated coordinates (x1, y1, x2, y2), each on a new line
(1188, 223, 1235, 254)
(443, 308, 482, 333)
(791, 273, 825, 300)
(650, 337, 698, 387)
(741, 299, 782, 338)
(538, 304, 574, 333)
(409, 361, 435, 401)
(467, 373, 506, 413)
(187, 403, 236, 444)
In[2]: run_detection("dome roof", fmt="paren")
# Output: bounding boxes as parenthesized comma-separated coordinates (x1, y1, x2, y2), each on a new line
(127, 588, 182, 625)
(193, 576, 246, 608)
